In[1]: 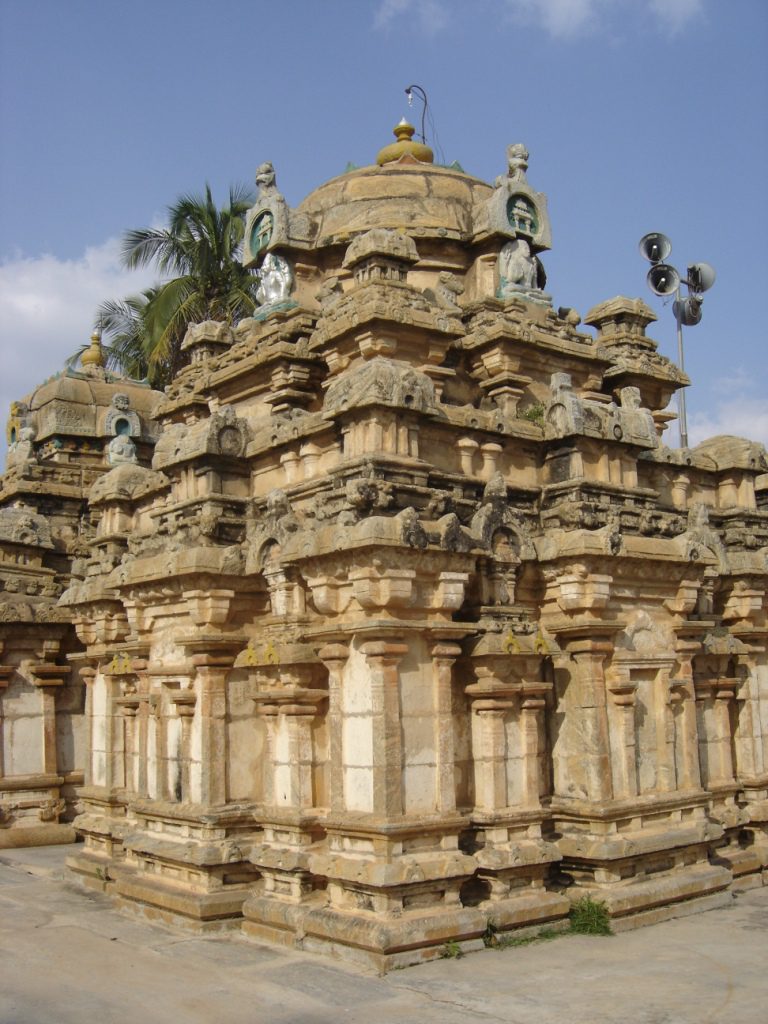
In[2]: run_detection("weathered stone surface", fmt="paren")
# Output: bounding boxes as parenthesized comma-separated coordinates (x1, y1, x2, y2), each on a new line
(2, 126, 767, 973)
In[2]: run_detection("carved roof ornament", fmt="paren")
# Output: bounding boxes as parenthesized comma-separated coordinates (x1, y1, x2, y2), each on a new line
(104, 392, 141, 439)
(80, 328, 106, 377)
(376, 119, 434, 166)
(323, 357, 437, 416)
(342, 228, 419, 284)
(475, 142, 552, 251)
(180, 320, 235, 363)
(242, 161, 312, 267)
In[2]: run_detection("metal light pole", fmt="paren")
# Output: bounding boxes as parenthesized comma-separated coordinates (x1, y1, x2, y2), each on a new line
(639, 233, 715, 449)
(674, 286, 688, 448)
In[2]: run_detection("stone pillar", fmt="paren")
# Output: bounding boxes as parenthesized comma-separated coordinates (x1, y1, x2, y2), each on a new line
(480, 442, 503, 480)
(136, 681, 150, 798)
(431, 641, 461, 813)
(671, 646, 702, 792)
(80, 666, 96, 787)
(318, 644, 349, 813)
(192, 654, 232, 807)
(120, 703, 139, 794)
(29, 663, 70, 776)
(657, 665, 678, 793)
(606, 672, 638, 799)
(147, 694, 164, 800)
(457, 437, 479, 476)
(713, 681, 737, 785)
(280, 450, 300, 484)
(471, 702, 510, 811)
(360, 640, 408, 817)
(561, 639, 613, 803)
(169, 691, 196, 803)
(520, 685, 548, 808)
(0, 662, 12, 779)
(275, 705, 317, 808)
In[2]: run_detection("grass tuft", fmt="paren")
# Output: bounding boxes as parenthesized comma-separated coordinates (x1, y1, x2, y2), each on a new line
(568, 895, 613, 935)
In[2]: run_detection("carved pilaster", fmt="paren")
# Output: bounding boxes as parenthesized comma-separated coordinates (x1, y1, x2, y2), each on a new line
(318, 643, 349, 813)
(191, 654, 233, 807)
(430, 641, 461, 813)
(359, 639, 409, 817)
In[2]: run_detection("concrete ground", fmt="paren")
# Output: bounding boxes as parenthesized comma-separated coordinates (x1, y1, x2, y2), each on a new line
(0, 845, 765, 1024)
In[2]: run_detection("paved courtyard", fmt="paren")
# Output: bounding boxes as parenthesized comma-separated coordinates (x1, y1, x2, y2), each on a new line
(0, 844, 765, 1024)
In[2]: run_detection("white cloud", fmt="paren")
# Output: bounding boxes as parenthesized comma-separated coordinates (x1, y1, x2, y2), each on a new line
(688, 398, 768, 449)
(374, 0, 449, 33)
(373, 0, 705, 38)
(648, 0, 704, 34)
(0, 239, 157, 460)
(503, 0, 609, 38)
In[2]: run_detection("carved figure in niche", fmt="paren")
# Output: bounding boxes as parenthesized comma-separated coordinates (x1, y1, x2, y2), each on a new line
(498, 239, 537, 295)
(107, 433, 138, 466)
(489, 528, 521, 605)
(256, 253, 293, 305)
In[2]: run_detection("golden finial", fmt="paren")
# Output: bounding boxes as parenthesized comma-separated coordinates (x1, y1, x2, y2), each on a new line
(376, 118, 434, 166)
(81, 327, 105, 369)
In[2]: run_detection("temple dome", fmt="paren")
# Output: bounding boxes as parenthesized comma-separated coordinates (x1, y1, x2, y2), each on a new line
(295, 161, 492, 246)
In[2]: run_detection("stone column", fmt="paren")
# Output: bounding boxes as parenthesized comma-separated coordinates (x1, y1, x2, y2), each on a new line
(606, 673, 638, 799)
(120, 703, 139, 794)
(480, 443, 503, 481)
(671, 646, 702, 791)
(318, 644, 349, 813)
(457, 437, 479, 476)
(172, 694, 196, 803)
(521, 685, 548, 808)
(29, 664, 70, 776)
(274, 704, 318, 809)
(147, 694, 164, 800)
(79, 666, 96, 787)
(562, 639, 613, 803)
(0, 661, 12, 779)
(136, 679, 150, 798)
(431, 641, 461, 813)
(471, 701, 510, 811)
(713, 681, 737, 785)
(360, 640, 408, 817)
(192, 654, 232, 807)
(657, 665, 678, 793)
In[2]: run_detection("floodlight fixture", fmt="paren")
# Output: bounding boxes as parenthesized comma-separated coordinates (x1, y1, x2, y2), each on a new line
(639, 233, 716, 449)
(639, 232, 672, 264)
(647, 263, 680, 296)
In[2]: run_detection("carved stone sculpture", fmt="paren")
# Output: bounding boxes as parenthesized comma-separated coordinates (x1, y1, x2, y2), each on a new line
(256, 253, 293, 306)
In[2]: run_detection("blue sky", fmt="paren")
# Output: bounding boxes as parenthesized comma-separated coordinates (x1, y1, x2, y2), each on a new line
(1, 0, 767, 457)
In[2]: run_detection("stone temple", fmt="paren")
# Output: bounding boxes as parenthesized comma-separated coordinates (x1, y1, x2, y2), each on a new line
(1, 122, 767, 970)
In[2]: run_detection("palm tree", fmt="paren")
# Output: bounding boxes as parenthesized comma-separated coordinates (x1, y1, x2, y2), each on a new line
(96, 288, 159, 383)
(95, 184, 257, 386)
